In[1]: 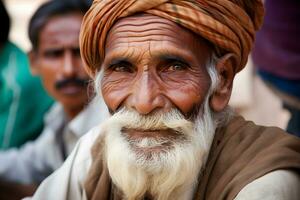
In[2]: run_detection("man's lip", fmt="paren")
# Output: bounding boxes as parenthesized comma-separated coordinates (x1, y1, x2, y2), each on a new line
(58, 84, 85, 95)
(121, 128, 181, 140)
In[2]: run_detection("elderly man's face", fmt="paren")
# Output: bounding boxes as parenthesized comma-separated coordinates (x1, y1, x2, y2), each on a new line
(98, 14, 219, 199)
(102, 14, 213, 116)
(30, 13, 90, 118)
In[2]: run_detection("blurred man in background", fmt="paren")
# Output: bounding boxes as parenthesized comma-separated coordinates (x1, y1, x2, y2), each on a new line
(0, 0, 108, 199)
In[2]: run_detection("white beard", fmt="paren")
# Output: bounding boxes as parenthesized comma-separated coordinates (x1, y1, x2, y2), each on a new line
(100, 95, 217, 200)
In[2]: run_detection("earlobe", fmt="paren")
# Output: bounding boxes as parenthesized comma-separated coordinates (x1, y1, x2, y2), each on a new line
(209, 53, 236, 112)
(28, 50, 39, 75)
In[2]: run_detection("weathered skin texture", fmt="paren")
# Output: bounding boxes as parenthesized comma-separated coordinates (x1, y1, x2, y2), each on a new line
(29, 13, 90, 119)
(101, 14, 213, 117)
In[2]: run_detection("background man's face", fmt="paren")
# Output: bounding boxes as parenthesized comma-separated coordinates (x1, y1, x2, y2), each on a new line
(31, 13, 89, 113)
(101, 14, 212, 117)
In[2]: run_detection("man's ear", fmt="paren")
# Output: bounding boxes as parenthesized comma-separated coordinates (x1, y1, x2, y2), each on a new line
(209, 53, 236, 112)
(28, 50, 40, 75)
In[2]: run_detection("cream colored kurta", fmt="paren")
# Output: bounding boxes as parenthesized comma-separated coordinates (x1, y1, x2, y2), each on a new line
(24, 125, 300, 200)
(0, 96, 109, 184)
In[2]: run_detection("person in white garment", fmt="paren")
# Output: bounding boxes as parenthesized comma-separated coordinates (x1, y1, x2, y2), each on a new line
(0, 0, 108, 186)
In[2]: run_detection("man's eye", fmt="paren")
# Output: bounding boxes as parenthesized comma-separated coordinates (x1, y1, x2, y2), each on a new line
(43, 50, 63, 58)
(164, 62, 189, 72)
(72, 48, 81, 57)
(109, 63, 134, 73)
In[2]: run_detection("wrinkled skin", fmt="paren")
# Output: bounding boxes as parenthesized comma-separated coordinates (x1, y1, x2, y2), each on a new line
(101, 14, 214, 117)
(29, 13, 90, 119)
(100, 14, 226, 141)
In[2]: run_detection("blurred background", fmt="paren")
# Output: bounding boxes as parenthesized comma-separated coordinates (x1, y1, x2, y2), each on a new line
(4, 0, 47, 51)
(4, 0, 290, 129)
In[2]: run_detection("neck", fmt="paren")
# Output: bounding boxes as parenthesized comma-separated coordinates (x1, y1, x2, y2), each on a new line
(64, 105, 84, 120)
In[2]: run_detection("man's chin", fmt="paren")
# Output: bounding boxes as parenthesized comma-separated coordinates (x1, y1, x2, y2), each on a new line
(121, 129, 183, 159)
(131, 143, 174, 160)
(100, 96, 218, 199)
(104, 126, 205, 200)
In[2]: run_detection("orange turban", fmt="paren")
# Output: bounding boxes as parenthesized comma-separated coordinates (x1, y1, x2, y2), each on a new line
(80, 0, 264, 77)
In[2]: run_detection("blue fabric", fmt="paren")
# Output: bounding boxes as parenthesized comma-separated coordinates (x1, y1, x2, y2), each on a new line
(258, 69, 300, 136)
(258, 69, 300, 99)
(284, 104, 300, 137)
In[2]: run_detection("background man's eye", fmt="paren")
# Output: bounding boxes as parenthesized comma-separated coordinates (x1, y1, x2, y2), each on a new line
(72, 48, 81, 57)
(43, 49, 63, 58)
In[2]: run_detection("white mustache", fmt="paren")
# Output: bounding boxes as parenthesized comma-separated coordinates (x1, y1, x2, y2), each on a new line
(106, 108, 194, 135)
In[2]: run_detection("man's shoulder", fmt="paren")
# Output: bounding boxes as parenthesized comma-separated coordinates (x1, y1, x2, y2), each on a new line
(235, 170, 300, 200)
(3, 42, 27, 59)
(202, 115, 300, 199)
(44, 103, 64, 124)
(222, 114, 299, 144)
(220, 115, 300, 177)
(71, 124, 104, 166)
(47, 125, 104, 188)
(68, 97, 109, 137)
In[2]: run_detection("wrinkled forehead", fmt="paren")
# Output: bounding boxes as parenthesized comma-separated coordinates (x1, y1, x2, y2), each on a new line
(104, 14, 213, 61)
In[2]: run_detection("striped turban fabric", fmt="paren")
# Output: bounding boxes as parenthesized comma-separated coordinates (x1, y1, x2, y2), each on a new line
(80, 0, 264, 77)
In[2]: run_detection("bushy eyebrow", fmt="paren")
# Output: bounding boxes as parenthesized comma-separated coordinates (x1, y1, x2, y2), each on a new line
(158, 55, 189, 64)
(151, 47, 196, 65)
(108, 58, 131, 66)
(103, 49, 135, 66)
(103, 46, 197, 68)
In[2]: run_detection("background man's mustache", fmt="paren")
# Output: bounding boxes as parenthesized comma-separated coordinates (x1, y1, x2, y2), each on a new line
(55, 77, 89, 90)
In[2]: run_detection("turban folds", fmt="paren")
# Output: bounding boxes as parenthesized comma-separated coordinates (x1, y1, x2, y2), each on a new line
(80, 0, 264, 77)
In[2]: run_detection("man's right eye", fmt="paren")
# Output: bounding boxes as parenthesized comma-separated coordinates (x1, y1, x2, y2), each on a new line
(43, 49, 63, 58)
(108, 61, 134, 73)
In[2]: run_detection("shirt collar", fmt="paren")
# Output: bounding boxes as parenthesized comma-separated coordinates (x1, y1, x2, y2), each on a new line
(44, 97, 110, 138)
(68, 96, 110, 137)
(44, 103, 66, 133)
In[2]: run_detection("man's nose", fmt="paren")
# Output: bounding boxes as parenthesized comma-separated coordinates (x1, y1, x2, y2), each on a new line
(62, 51, 76, 77)
(127, 72, 169, 115)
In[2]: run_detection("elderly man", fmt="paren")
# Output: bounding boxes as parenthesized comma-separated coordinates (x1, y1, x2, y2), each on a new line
(0, 0, 108, 189)
(29, 0, 300, 200)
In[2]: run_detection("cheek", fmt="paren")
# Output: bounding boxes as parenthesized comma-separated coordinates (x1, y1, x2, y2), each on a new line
(39, 72, 58, 99)
(38, 64, 58, 91)
(42, 59, 61, 69)
(78, 68, 89, 78)
(101, 73, 134, 110)
(163, 73, 210, 114)
(75, 58, 86, 75)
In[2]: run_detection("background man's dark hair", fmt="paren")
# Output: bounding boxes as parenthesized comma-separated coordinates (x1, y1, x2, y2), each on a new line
(28, 0, 92, 51)
(0, 0, 10, 46)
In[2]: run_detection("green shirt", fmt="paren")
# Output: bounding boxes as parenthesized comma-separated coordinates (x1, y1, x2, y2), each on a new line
(0, 41, 53, 149)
